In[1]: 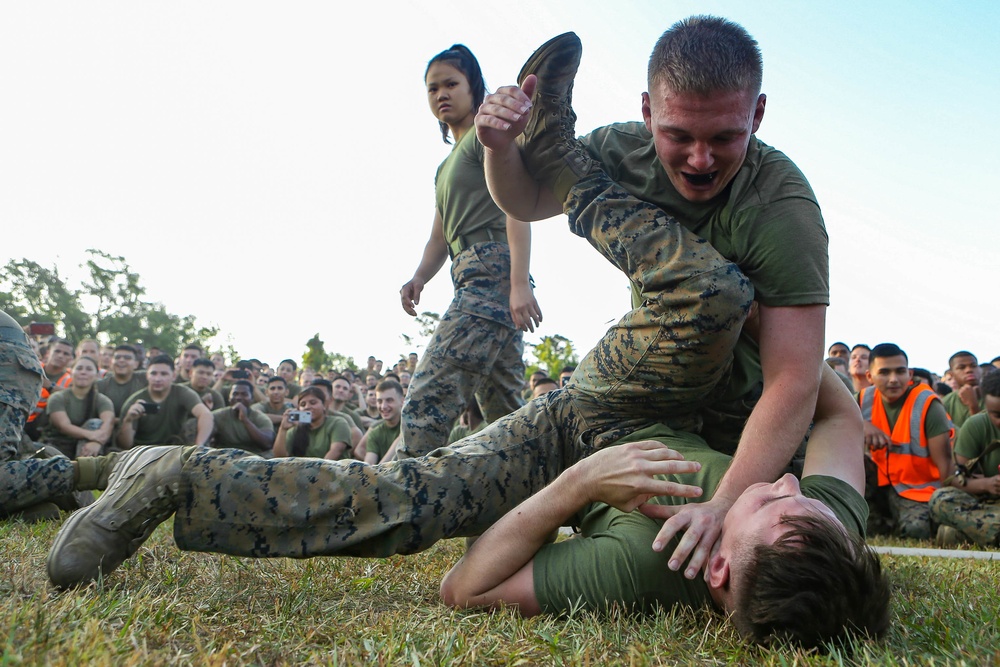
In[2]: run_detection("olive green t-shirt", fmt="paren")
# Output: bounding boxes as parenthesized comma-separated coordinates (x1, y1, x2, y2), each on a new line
(252, 400, 293, 416)
(182, 382, 226, 413)
(533, 424, 868, 615)
(43, 389, 114, 453)
(943, 390, 986, 430)
(447, 419, 487, 445)
(582, 123, 828, 308)
(121, 385, 203, 446)
(334, 405, 366, 430)
(285, 414, 352, 460)
(96, 372, 147, 417)
(435, 129, 506, 246)
(366, 420, 401, 461)
(211, 406, 274, 454)
(954, 412, 1000, 477)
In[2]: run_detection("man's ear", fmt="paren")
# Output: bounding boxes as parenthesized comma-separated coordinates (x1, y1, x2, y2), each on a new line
(707, 551, 730, 590)
(641, 92, 652, 133)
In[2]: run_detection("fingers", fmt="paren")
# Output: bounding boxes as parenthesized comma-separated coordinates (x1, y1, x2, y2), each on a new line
(656, 508, 724, 579)
(638, 503, 679, 520)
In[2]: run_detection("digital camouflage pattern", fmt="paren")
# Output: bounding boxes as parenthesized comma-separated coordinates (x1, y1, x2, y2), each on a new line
(0, 311, 83, 516)
(929, 486, 1000, 547)
(172, 172, 752, 558)
(399, 241, 524, 459)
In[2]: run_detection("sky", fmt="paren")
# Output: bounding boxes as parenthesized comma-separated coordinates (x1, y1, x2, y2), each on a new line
(2, 0, 997, 374)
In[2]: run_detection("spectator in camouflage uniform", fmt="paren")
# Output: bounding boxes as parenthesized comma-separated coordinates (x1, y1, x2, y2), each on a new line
(930, 370, 1000, 546)
(0, 310, 116, 521)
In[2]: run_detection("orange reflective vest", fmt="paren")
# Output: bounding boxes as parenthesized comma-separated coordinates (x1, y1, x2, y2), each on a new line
(860, 383, 947, 502)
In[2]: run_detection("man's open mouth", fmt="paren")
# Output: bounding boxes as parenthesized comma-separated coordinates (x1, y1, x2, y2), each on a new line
(683, 172, 717, 186)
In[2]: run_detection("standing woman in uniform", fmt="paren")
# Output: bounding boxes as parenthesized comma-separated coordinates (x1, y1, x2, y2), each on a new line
(398, 44, 541, 458)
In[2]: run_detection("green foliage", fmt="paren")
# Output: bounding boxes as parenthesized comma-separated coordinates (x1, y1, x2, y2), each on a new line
(0, 251, 218, 355)
(526, 334, 579, 379)
(327, 352, 359, 373)
(302, 333, 331, 372)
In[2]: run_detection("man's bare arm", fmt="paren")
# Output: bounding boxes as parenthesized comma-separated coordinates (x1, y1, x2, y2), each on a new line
(476, 76, 563, 222)
(440, 441, 701, 612)
(647, 304, 825, 578)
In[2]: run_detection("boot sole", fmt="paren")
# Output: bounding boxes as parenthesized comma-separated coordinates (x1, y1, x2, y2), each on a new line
(517, 32, 582, 87)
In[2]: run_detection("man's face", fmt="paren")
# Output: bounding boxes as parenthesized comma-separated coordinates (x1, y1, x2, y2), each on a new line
(112, 350, 137, 376)
(984, 395, 1000, 430)
(721, 473, 844, 555)
(849, 347, 870, 375)
(376, 389, 403, 425)
(828, 344, 849, 360)
(77, 341, 100, 361)
(365, 388, 377, 408)
(46, 343, 74, 371)
(180, 349, 201, 371)
(100, 346, 114, 369)
(191, 365, 214, 390)
(267, 381, 287, 403)
(950, 355, 981, 388)
(867, 354, 912, 403)
(332, 379, 352, 402)
(147, 363, 174, 393)
(229, 385, 253, 408)
(278, 362, 296, 382)
(559, 371, 573, 387)
(366, 374, 378, 389)
(642, 81, 765, 203)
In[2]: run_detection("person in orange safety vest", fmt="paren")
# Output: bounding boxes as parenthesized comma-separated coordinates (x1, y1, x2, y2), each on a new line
(858, 343, 953, 539)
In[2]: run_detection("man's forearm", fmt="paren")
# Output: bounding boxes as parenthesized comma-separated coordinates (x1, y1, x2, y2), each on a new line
(441, 468, 585, 607)
(193, 412, 214, 446)
(483, 144, 558, 222)
(715, 373, 820, 503)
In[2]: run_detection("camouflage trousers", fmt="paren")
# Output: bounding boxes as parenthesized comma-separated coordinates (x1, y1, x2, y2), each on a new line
(929, 486, 1000, 547)
(0, 324, 82, 516)
(866, 485, 934, 539)
(400, 242, 524, 459)
(172, 171, 751, 558)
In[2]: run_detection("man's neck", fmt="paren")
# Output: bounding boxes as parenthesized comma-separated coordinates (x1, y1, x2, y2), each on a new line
(332, 399, 345, 411)
(45, 363, 66, 377)
(112, 369, 134, 383)
(148, 386, 171, 402)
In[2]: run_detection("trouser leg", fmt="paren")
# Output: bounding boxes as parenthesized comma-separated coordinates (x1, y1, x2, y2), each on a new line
(929, 486, 1000, 547)
(474, 328, 526, 424)
(565, 173, 752, 424)
(0, 455, 76, 515)
(890, 492, 933, 539)
(400, 312, 521, 459)
(174, 389, 593, 558)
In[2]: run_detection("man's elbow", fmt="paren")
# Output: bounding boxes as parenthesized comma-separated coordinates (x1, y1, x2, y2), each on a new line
(438, 574, 473, 609)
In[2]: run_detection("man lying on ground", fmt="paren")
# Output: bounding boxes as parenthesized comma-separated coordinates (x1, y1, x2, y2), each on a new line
(441, 365, 889, 648)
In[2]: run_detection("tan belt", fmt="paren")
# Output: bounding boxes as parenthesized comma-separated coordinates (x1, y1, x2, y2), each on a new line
(448, 227, 507, 259)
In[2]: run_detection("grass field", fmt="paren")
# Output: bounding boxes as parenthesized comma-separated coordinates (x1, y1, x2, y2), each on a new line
(2, 518, 999, 666)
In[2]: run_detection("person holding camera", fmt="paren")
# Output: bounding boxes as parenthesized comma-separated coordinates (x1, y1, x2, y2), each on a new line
(272, 386, 351, 460)
(209, 381, 274, 457)
(117, 355, 213, 449)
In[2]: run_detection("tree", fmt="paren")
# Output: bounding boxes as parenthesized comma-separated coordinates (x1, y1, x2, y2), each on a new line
(0, 251, 218, 354)
(526, 334, 579, 380)
(302, 333, 331, 371)
(326, 352, 359, 373)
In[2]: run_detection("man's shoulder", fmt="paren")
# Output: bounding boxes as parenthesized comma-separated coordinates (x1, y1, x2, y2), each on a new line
(801, 475, 868, 538)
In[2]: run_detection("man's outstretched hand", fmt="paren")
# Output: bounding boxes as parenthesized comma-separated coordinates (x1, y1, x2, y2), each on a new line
(639, 497, 734, 580)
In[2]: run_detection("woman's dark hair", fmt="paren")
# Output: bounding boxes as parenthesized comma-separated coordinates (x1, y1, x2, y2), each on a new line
(425, 44, 486, 143)
(73, 356, 101, 423)
(289, 386, 327, 457)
